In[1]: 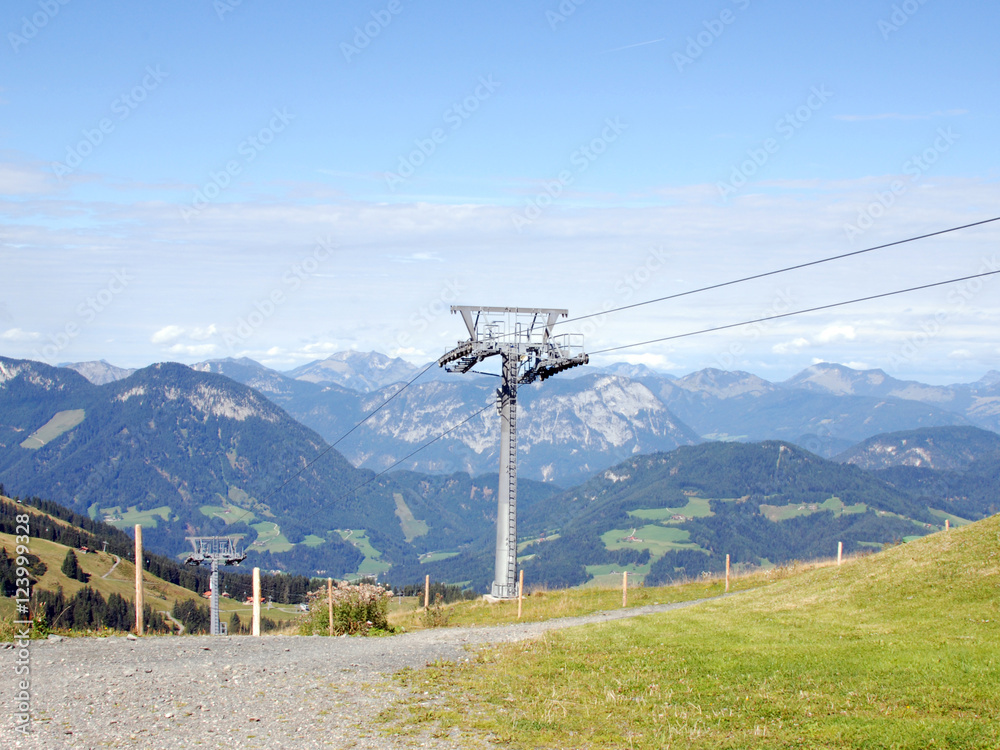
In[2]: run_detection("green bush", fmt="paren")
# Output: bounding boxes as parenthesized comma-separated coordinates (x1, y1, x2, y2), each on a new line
(299, 581, 391, 636)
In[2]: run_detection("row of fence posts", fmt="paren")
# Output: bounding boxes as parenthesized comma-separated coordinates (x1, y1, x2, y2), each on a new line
(133, 522, 955, 635)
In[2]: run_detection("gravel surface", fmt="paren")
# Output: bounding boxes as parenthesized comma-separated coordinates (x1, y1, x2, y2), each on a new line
(1, 596, 725, 749)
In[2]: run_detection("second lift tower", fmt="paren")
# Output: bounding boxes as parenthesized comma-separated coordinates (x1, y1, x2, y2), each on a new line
(438, 306, 588, 599)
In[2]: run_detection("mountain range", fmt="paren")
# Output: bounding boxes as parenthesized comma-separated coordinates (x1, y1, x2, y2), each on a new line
(184, 354, 1000, 484)
(3, 351, 996, 589)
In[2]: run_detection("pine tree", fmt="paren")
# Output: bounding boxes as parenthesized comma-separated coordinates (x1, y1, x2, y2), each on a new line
(60, 549, 88, 582)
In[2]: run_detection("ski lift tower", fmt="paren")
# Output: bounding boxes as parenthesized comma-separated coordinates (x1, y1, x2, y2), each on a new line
(438, 306, 588, 598)
(185, 536, 246, 635)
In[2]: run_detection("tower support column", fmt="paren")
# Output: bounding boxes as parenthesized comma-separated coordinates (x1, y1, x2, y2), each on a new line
(493, 351, 519, 598)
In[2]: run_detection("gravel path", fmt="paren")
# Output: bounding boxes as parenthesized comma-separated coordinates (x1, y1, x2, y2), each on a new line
(99, 556, 121, 580)
(1, 595, 727, 749)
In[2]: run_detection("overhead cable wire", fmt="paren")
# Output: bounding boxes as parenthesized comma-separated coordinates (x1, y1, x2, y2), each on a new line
(277, 268, 999, 527)
(230, 216, 1000, 524)
(230, 360, 437, 527)
(561, 216, 1000, 326)
(589, 269, 1000, 355)
(282, 401, 494, 533)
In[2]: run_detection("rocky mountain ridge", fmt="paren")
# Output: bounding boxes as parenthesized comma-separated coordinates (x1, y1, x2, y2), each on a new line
(63, 353, 1000, 482)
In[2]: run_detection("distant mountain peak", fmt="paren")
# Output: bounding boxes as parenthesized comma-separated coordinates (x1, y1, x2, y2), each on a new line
(975, 370, 1000, 387)
(835, 425, 1000, 471)
(674, 368, 774, 399)
(285, 350, 420, 391)
(62, 360, 136, 385)
(784, 363, 904, 396)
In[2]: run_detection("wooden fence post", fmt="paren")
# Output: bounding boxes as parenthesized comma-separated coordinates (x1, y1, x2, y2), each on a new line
(424, 574, 430, 609)
(622, 571, 628, 608)
(725, 554, 730, 593)
(945, 519, 950, 531)
(327, 578, 334, 636)
(837, 541, 843, 566)
(517, 569, 524, 619)
(252, 567, 261, 636)
(134, 525, 144, 636)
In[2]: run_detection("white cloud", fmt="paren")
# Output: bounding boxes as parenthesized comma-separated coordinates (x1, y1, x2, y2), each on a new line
(302, 341, 339, 354)
(390, 345, 426, 358)
(389, 252, 443, 264)
(0, 161, 53, 195)
(613, 352, 678, 370)
(816, 325, 856, 344)
(948, 349, 974, 360)
(151, 325, 185, 344)
(772, 337, 810, 354)
(0, 328, 41, 341)
(189, 325, 218, 341)
(3, 173, 997, 381)
(845, 361, 871, 370)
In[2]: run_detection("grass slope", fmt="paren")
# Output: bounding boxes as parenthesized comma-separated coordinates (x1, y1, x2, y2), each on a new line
(391, 517, 1000, 748)
(19, 409, 86, 449)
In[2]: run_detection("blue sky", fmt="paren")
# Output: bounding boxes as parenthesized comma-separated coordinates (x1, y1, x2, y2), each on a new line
(2, 0, 998, 384)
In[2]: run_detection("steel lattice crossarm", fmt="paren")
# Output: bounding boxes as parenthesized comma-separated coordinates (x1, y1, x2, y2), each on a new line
(438, 305, 588, 599)
(184, 536, 246, 566)
(438, 305, 589, 379)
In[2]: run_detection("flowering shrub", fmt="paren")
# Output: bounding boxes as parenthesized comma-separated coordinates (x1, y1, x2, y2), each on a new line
(299, 580, 391, 636)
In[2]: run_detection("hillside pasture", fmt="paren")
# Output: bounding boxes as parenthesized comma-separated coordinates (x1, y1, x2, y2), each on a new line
(760, 495, 867, 522)
(337, 529, 391, 578)
(394, 515, 1000, 748)
(94, 504, 174, 529)
(601, 524, 703, 558)
(19, 409, 85, 450)
(199, 503, 256, 526)
(393, 493, 429, 542)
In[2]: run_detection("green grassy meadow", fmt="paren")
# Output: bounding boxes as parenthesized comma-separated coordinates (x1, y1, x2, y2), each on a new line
(250, 521, 292, 553)
(388, 516, 1000, 748)
(602, 524, 703, 557)
(19, 409, 86, 449)
(100, 504, 174, 529)
(393, 493, 430, 542)
(628, 496, 715, 522)
(338, 528, 391, 577)
(760, 495, 868, 522)
(420, 550, 460, 564)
